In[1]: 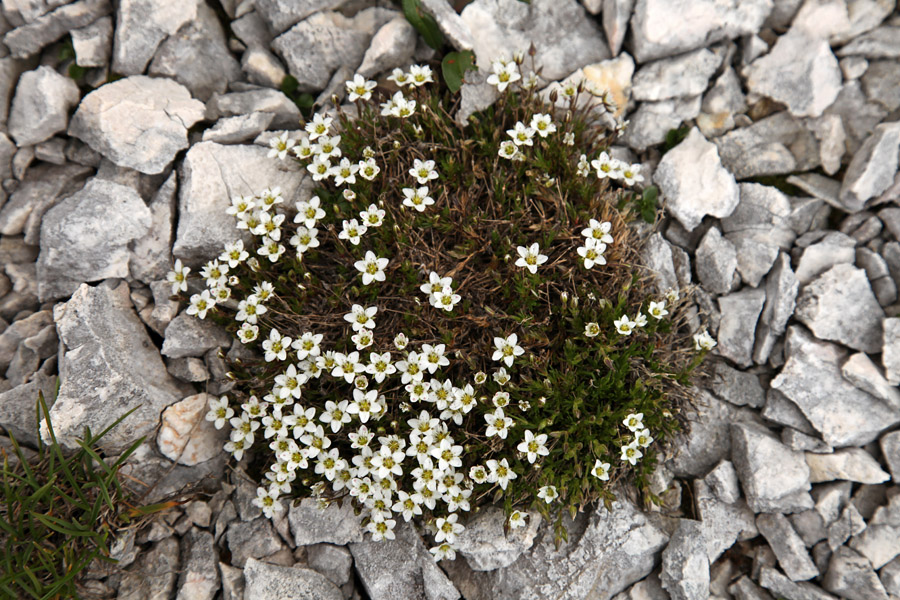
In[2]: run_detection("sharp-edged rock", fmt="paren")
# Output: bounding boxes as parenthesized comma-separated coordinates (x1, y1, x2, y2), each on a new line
(881, 431, 900, 482)
(754, 253, 799, 364)
(111, 0, 200, 75)
(117, 537, 180, 600)
(716, 287, 766, 368)
(654, 127, 739, 231)
(253, 0, 347, 35)
(130, 171, 177, 284)
(756, 513, 819, 581)
(695, 226, 737, 295)
(455, 506, 541, 571)
(306, 543, 353, 587)
(850, 493, 900, 570)
(694, 478, 758, 563)
(419, 0, 475, 51)
(243, 558, 342, 600)
(669, 391, 743, 478)
(823, 547, 890, 600)
(0, 371, 57, 446)
(714, 111, 820, 179)
(839, 121, 900, 213)
(226, 518, 285, 567)
(883, 317, 900, 385)
(70, 14, 112, 67)
(697, 66, 747, 137)
(175, 528, 219, 600)
(206, 88, 301, 130)
(3, 0, 111, 58)
(660, 519, 709, 600)
(356, 17, 417, 79)
(622, 95, 701, 152)
(8, 66, 80, 147)
(840, 352, 900, 411)
(794, 232, 856, 286)
(157, 393, 228, 466)
(838, 25, 900, 58)
(758, 566, 838, 600)
(68, 76, 205, 175)
(161, 312, 232, 359)
(632, 47, 722, 102)
(288, 498, 364, 545)
(707, 361, 765, 408)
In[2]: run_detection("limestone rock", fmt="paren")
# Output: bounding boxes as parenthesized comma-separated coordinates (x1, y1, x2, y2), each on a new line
(697, 67, 746, 137)
(716, 287, 766, 368)
(226, 518, 285, 567)
(622, 96, 701, 152)
(48, 282, 184, 453)
(754, 253, 799, 364)
(660, 519, 710, 600)
(694, 478, 758, 563)
(206, 89, 300, 130)
(161, 312, 232, 359)
(850, 493, 900, 570)
(68, 76, 205, 175)
(669, 391, 740, 478)
(37, 178, 152, 301)
(288, 498, 364, 546)
(356, 17, 417, 79)
(244, 558, 342, 600)
(117, 537, 180, 600)
(8, 66, 80, 147)
(130, 172, 177, 284)
(157, 393, 228, 466)
(3, 0, 111, 59)
(654, 127, 739, 231)
(824, 547, 890, 600)
(806, 449, 890, 484)
(695, 227, 737, 295)
(884, 318, 900, 385)
(112, 0, 200, 75)
(839, 121, 900, 213)
(794, 232, 856, 286)
(602, 0, 634, 56)
(456, 506, 541, 571)
(771, 326, 900, 447)
(840, 352, 900, 411)
(0, 371, 57, 446)
(175, 528, 219, 600)
(632, 48, 722, 102)
(707, 362, 765, 408)
(838, 25, 900, 59)
(419, 0, 475, 51)
(794, 264, 884, 354)
(881, 431, 900, 481)
(307, 544, 353, 587)
(757, 513, 819, 581)
(714, 111, 820, 179)
(582, 53, 635, 119)
(70, 15, 112, 67)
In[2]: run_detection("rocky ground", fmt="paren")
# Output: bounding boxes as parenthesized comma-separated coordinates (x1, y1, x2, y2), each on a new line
(0, 0, 898, 598)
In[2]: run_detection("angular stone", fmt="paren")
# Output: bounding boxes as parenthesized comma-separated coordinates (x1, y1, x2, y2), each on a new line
(111, 0, 199, 75)
(117, 537, 180, 600)
(148, 3, 241, 102)
(36, 178, 152, 302)
(881, 431, 900, 482)
(810, 113, 846, 175)
(655, 127, 739, 230)
(419, 0, 475, 51)
(881, 555, 900, 596)
(161, 312, 232, 359)
(757, 513, 819, 581)
(728, 575, 776, 600)
(731, 422, 813, 514)
(307, 543, 353, 587)
(827, 504, 867, 551)
(202, 112, 275, 145)
(807, 449, 890, 485)
(697, 67, 746, 137)
(841, 352, 900, 411)
(629, 0, 772, 63)
(695, 227, 737, 295)
(601, 0, 632, 55)
(582, 53, 635, 119)
(632, 48, 721, 102)
(157, 393, 228, 466)
(660, 519, 709, 600)
(716, 287, 766, 368)
(794, 232, 856, 286)
(884, 318, 900, 385)
(356, 17, 417, 79)
(226, 518, 284, 567)
(3, 0, 111, 59)
(175, 528, 219, 600)
(753, 253, 799, 364)
(622, 95, 701, 152)
(714, 111, 820, 179)
(453, 506, 540, 571)
(8, 66, 80, 147)
(705, 460, 741, 504)
(839, 122, 900, 213)
(69, 76, 205, 175)
(669, 391, 741, 478)
(244, 558, 341, 600)
(850, 493, 900, 570)
(172, 141, 304, 264)
(0, 371, 57, 446)
(206, 89, 300, 130)
(288, 498, 364, 545)
(0, 162, 92, 239)
(794, 264, 884, 354)
(130, 171, 176, 284)
(612, 572, 668, 600)
(70, 15, 112, 67)
(459, 0, 608, 82)
(772, 326, 900, 447)
(694, 479, 758, 563)
(838, 25, 900, 58)
(349, 520, 460, 600)
(824, 547, 890, 600)
(758, 566, 838, 600)
(48, 282, 183, 452)
(762, 389, 819, 437)
(745, 29, 841, 118)
(708, 362, 765, 408)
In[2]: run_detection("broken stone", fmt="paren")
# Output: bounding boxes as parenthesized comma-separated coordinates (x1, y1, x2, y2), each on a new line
(4, 0, 111, 59)
(714, 111, 820, 179)
(705, 459, 741, 504)
(306, 543, 353, 588)
(161, 312, 232, 359)
(660, 519, 709, 600)
(206, 88, 301, 130)
(839, 121, 900, 213)
(70, 14, 112, 67)
(883, 318, 900, 385)
(669, 391, 742, 478)
(8, 66, 80, 147)
(694, 478, 758, 563)
(697, 66, 747, 137)
(243, 558, 341, 600)
(824, 546, 890, 600)
(632, 48, 722, 102)
(716, 287, 766, 368)
(455, 506, 541, 571)
(794, 232, 856, 285)
(226, 518, 285, 568)
(288, 498, 364, 546)
(827, 504, 867, 551)
(175, 528, 219, 600)
(753, 253, 799, 364)
(707, 361, 765, 408)
(157, 393, 228, 466)
(695, 227, 737, 295)
(622, 96, 701, 152)
(757, 513, 819, 581)
(0, 371, 57, 446)
(419, 0, 475, 51)
(841, 352, 900, 411)
(117, 537, 180, 600)
(356, 17, 417, 79)
(807, 449, 890, 485)
(111, 0, 199, 75)
(602, 0, 632, 56)
(758, 566, 837, 600)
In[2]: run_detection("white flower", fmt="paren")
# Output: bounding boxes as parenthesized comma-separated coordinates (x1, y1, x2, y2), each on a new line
(251, 486, 284, 518)
(576, 153, 591, 177)
(351, 330, 374, 350)
(635, 428, 654, 448)
(307, 155, 332, 181)
(577, 238, 607, 269)
(620, 442, 643, 466)
(537, 485, 558, 503)
(262, 329, 291, 362)
(530, 113, 556, 137)
(200, 260, 229, 289)
(226, 194, 255, 218)
(563, 132, 575, 145)
(393, 490, 423, 522)
(331, 157, 359, 186)
(305, 113, 332, 140)
(581, 219, 614, 244)
(346, 74, 376, 101)
(274, 364, 305, 399)
(409, 158, 439, 184)
(435, 513, 465, 544)
(314, 135, 342, 160)
(255, 282, 275, 302)
(623, 412, 644, 432)
(360, 204, 385, 228)
(421, 343, 449, 374)
(258, 187, 284, 211)
(236, 297, 267, 324)
(367, 514, 397, 541)
(634, 312, 648, 328)
(294, 196, 326, 228)
(187, 290, 216, 319)
(292, 136, 314, 160)
(430, 543, 456, 562)
(167, 259, 190, 294)
(267, 131, 295, 160)
(257, 236, 286, 262)
(486, 59, 521, 92)
(648, 300, 668, 320)
(514, 243, 548, 274)
(432, 286, 461, 312)
(498, 140, 520, 160)
(508, 510, 527, 529)
(354, 251, 389, 286)
(614, 315, 637, 336)
(507, 121, 536, 147)
(344, 304, 377, 332)
(591, 459, 611, 481)
(348, 389, 380, 423)
(394, 332, 409, 350)
(694, 329, 717, 351)
(516, 430, 549, 464)
(402, 186, 434, 212)
(485, 407, 513, 439)
(591, 152, 618, 179)
(387, 67, 411, 87)
(237, 323, 259, 343)
(408, 64, 434, 87)
(320, 400, 351, 433)
(289, 226, 320, 255)
(339, 219, 367, 245)
(292, 332, 323, 360)
(486, 458, 517, 490)
(665, 288, 680, 304)
(420, 271, 452, 296)
(366, 352, 396, 383)
(205, 396, 233, 429)
(382, 91, 416, 118)
(584, 322, 601, 338)
(469, 465, 488, 484)
(621, 163, 644, 186)
(396, 352, 426, 384)
(358, 157, 380, 181)
(220, 240, 249, 268)
(492, 333, 524, 367)
(492, 367, 510, 386)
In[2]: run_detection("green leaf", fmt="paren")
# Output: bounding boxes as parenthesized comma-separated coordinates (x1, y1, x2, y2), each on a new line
(639, 185, 658, 223)
(402, 0, 444, 50)
(441, 50, 476, 93)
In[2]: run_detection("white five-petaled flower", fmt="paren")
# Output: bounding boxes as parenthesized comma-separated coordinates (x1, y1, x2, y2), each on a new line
(366, 352, 396, 383)
(514, 243, 548, 274)
(402, 186, 434, 212)
(530, 113, 557, 137)
(339, 218, 367, 245)
(498, 140, 520, 160)
(620, 442, 643, 465)
(348, 388, 381, 423)
(694, 329, 716, 351)
(492, 333, 524, 367)
(537, 485, 559, 503)
(621, 163, 644, 186)
(251, 486, 284, 518)
(344, 304, 377, 332)
(205, 396, 233, 429)
(584, 322, 601, 338)
(331, 157, 359, 186)
(508, 510, 527, 529)
(485, 407, 513, 439)
(289, 226, 320, 255)
(581, 219, 614, 244)
(507, 121, 536, 147)
(360, 204, 385, 228)
(435, 513, 464, 544)
(591, 459, 611, 481)
(262, 329, 291, 362)
(409, 158, 439, 184)
(220, 240, 249, 268)
(421, 343, 449, 374)
(167, 259, 190, 294)
(358, 157, 380, 181)
(345, 74, 376, 101)
(267, 131, 295, 160)
(237, 323, 259, 343)
(486, 457, 517, 490)
(387, 67, 411, 87)
(577, 238, 607, 269)
(486, 59, 521, 92)
(431, 286, 461, 312)
(294, 196, 326, 228)
(591, 152, 620, 180)
(635, 428, 654, 448)
(623, 412, 644, 432)
(305, 113, 332, 140)
(613, 315, 637, 336)
(648, 300, 668, 320)
(516, 430, 549, 464)
(408, 64, 434, 87)
(354, 251, 389, 286)
(187, 290, 216, 319)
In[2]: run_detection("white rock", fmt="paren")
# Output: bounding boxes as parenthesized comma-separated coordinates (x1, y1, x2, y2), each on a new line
(714, 111, 820, 179)
(254, 0, 346, 35)
(850, 493, 900, 570)
(771, 326, 900, 448)
(419, 0, 475, 51)
(840, 352, 900, 411)
(68, 76, 205, 175)
(455, 506, 541, 571)
(288, 498, 364, 546)
(206, 88, 301, 130)
(694, 479, 758, 563)
(704, 460, 741, 504)
(838, 25, 900, 58)
(632, 48, 722, 102)
(806, 449, 891, 484)
(754, 253, 799, 364)
(244, 558, 342, 600)
(602, 0, 633, 56)
(756, 513, 819, 581)
(112, 0, 200, 75)
(653, 127, 739, 231)
(157, 393, 229, 466)
(582, 53, 635, 118)
(3, 0, 111, 59)
(8, 66, 80, 147)
(745, 29, 841, 118)
(172, 141, 305, 264)
(839, 121, 900, 212)
(824, 547, 890, 600)
(794, 264, 884, 354)
(130, 171, 177, 284)
(36, 178, 152, 301)
(661, 519, 710, 600)
(629, 0, 772, 63)
(695, 226, 737, 295)
(794, 231, 856, 285)
(883, 317, 900, 385)
(70, 14, 112, 67)
(356, 17, 417, 79)
(201, 112, 275, 145)
(716, 287, 766, 368)
(697, 67, 746, 137)
(241, 46, 287, 89)
(622, 95, 701, 151)
(880, 431, 900, 482)
(175, 528, 219, 600)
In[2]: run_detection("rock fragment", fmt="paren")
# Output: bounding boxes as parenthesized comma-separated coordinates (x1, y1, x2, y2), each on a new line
(8, 66, 80, 147)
